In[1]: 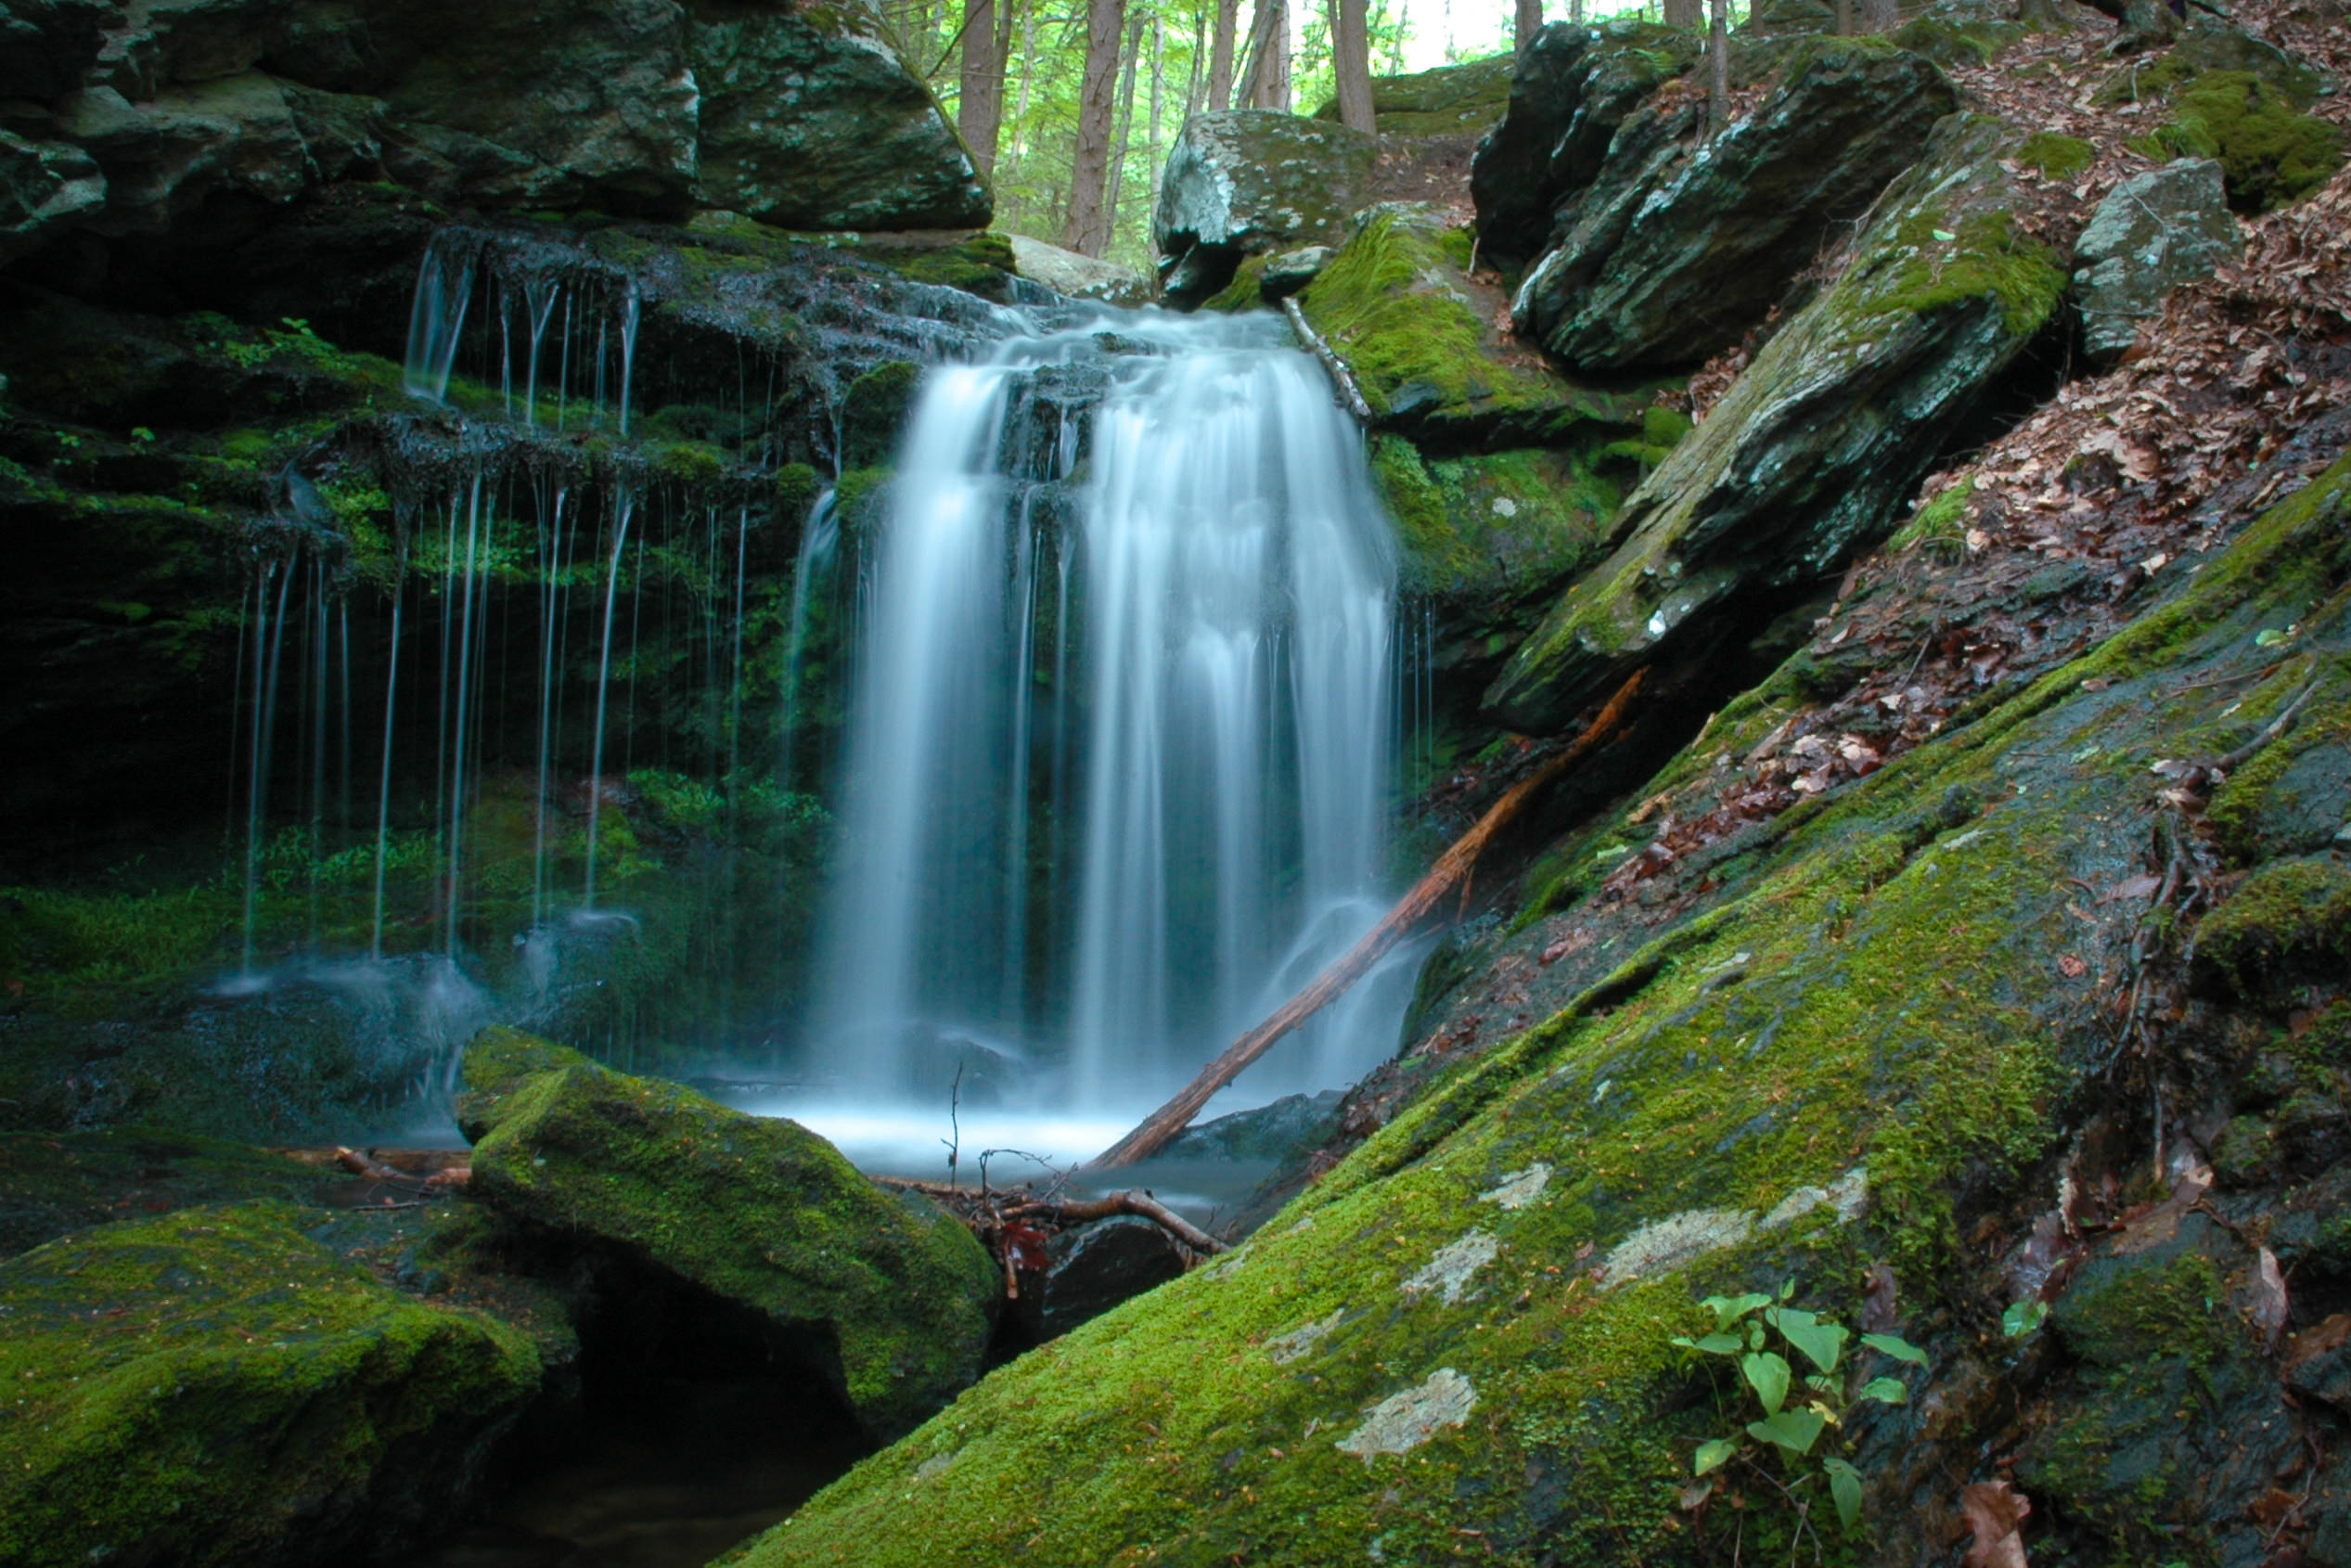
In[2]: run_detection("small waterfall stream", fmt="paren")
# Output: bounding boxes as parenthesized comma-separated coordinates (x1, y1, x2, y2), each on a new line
(810, 311, 1408, 1124)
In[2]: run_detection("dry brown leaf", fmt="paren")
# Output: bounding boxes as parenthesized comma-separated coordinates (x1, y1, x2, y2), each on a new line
(2250, 1246, 2290, 1351)
(1960, 1480, 2031, 1568)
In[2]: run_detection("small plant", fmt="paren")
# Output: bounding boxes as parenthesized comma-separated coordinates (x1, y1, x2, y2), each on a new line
(1674, 1282, 1928, 1544)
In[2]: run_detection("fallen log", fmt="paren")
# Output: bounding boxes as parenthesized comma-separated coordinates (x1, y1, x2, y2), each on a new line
(1002, 1191, 1230, 1255)
(1281, 296, 1374, 424)
(1089, 668, 1647, 1170)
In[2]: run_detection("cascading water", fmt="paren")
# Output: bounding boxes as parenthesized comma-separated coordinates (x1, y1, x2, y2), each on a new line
(809, 310, 1408, 1123)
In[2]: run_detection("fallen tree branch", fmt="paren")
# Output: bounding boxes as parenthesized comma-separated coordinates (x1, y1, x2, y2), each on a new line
(1003, 1191, 1230, 1255)
(1281, 296, 1374, 423)
(1089, 668, 1649, 1170)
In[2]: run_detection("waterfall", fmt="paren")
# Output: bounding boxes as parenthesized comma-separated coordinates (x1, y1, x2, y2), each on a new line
(811, 310, 1401, 1111)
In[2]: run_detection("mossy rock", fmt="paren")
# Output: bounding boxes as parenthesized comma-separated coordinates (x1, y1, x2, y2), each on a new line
(841, 359, 922, 468)
(0, 1126, 326, 1261)
(458, 1028, 999, 1439)
(724, 359, 2351, 1568)
(1487, 113, 2067, 731)
(2193, 853, 2351, 995)
(865, 231, 1021, 302)
(1892, 12, 2031, 69)
(2093, 22, 2342, 212)
(2014, 131, 2095, 181)
(1153, 110, 1379, 306)
(1312, 53, 1516, 136)
(1297, 203, 1664, 449)
(0, 1200, 541, 1568)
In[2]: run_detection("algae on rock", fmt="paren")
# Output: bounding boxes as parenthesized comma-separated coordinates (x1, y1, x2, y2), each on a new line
(459, 1028, 1000, 1440)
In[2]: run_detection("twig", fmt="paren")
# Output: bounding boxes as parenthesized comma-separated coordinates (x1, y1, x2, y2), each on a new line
(2217, 675, 2322, 772)
(1279, 296, 1373, 423)
(1004, 1190, 1230, 1254)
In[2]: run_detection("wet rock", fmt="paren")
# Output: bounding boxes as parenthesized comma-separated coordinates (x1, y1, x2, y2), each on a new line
(1295, 201, 1661, 447)
(0, 1126, 325, 1260)
(1468, 17, 1700, 269)
(0, 131, 107, 264)
(2075, 159, 2240, 366)
(2191, 854, 2351, 996)
(1025, 1215, 1188, 1338)
(1151, 109, 1377, 307)
(687, 2, 987, 231)
(1257, 244, 1331, 299)
(1162, 1089, 1345, 1164)
(1008, 232, 1152, 305)
(1333, 1367, 1475, 1460)
(0, 1200, 541, 1568)
(56, 72, 311, 238)
(458, 1028, 1000, 1440)
(1486, 113, 2066, 731)
(1514, 37, 1959, 372)
(2099, 19, 2344, 212)
(0, 0, 111, 100)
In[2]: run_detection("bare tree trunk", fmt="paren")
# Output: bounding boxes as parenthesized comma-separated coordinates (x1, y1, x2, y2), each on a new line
(1835, 0, 1852, 32)
(1514, 0, 1543, 52)
(1208, 0, 1240, 110)
(1663, 0, 1700, 28)
(1239, 0, 1290, 110)
(1706, 0, 1728, 138)
(1065, 0, 1127, 255)
(1184, 8, 1205, 119)
(1861, 0, 1897, 28)
(1330, 0, 1375, 132)
(957, 0, 1007, 177)
(1104, 14, 1144, 249)
(1148, 14, 1165, 212)
(1569, 0, 1584, 21)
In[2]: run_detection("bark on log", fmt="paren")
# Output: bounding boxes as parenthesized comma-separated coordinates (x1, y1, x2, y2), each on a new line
(1281, 297, 1372, 423)
(1004, 1191, 1230, 1254)
(1089, 669, 1647, 1170)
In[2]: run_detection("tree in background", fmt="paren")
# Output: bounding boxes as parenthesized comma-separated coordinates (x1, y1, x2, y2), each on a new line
(960, 0, 1014, 174)
(1330, 0, 1376, 129)
(1240, 0, 1292, 109)
(1208, 0, 1240, 108)
(1706, 0, 1728, 134)
(1065, 0, 1130, 252)
(1514, 0, 1541, 49)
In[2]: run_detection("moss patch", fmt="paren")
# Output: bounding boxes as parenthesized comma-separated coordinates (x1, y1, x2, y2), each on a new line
(2193, 853, 2351, 994)
(0, 1201, 540, 1568)
(2014, 131, 2095, 182)
(2132, 71, 2347, 212)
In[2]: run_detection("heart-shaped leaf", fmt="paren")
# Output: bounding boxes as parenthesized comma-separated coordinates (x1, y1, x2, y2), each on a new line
(1823, 1457, 1863, 1528)
(1741, 1350, 1792, 1415)
(1861, 1331, 1928, 1366)
(1772, 1306, 1849, 1373)
(1694, 1437, 1739, 1476)
(1859, 1376, 1908, 1406)
(2000, 1300, 2048, 1338)
(1745, 1407, 1825, 1457)
(1702, 1292, 1773, 1331)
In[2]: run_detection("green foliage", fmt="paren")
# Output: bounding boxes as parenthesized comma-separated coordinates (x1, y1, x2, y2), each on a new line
(2132, 70, 2345, 211)
(1674, 1284, 1924, 1535)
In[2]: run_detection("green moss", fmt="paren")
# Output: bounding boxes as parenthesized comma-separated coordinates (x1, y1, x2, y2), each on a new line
(1870, 204, 2068, 338)
(867, 233, 1020, 301)
(1888, 475, 1977, 551)
(1371, 436, 1623, 603)
(0, 882, 237, 1000)
(2193, 854, 2351, 993)
(2014, 131, 2096, 182)
(2134, 71, 2346, 212)
(1892, 14, 2027, 68)
(2052, 1248, 2233, 1369)
(1201, 253, 1273, 313)
(0, 1201, 540, 1568)
(646, 440, 730, 485)
(1299, 205, 1664, 445)
(841, 360, 921, 468)
(460, 1031, 998, 1438)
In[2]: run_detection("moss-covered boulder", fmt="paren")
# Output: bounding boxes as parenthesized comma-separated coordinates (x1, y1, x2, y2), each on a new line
(1469, 17, 1700, 269)
(0, 1200, 541, 1568)
(0, 1126, 327, 1260)
(1514, 37, 1959, 372)
(2075, 159, 2240, 366)
(458, 1028, 999, 1439)
(1313, 52, 1516, 138)
(1152, 109, 1378, 307)
(2096, 19, 2343, 212)
(1297, 202, 1664, 449)
(1486, 113, 2066, 731)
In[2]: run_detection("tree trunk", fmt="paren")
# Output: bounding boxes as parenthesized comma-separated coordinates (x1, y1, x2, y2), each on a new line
(1104, 14, 1144, 250)
(1330, 0, 1376, 132)
(1239, 0, 1291, 112)
(1208, 0, 1240, 111)
(1090, 670, 1647, 1170)
(1861, 0, 1898, 29)
(1835, 0, 1852, 32)
(1064, 0, 1128, 256)
(1149, 15, 1165, 218)
(1515, 0, 1543, 52)
(1569, 0, 1584, 22)
(1003, 2, 1035, 206)
(957, 0, 1007, 177)
(1663, 0, 1701, 28)
(1706, 0, 1728, 138)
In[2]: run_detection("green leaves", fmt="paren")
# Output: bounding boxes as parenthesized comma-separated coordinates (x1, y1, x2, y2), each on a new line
(1741, 1350, 1792, 1415)
(1746, 1407, 1825, 1457)
(1694, 1438, 1739, 1476)
(1701, 1292, 1774, 1331)
(1858, 1376, 1908, 1406)
(1768, 1305, 1849, 1373)
(1823, 1458, 1864, 1528)
(1670, 1331, 1746, 1356)
(2000, 1300, 2048, 1338)
(1860, 1331, 1928, 1366)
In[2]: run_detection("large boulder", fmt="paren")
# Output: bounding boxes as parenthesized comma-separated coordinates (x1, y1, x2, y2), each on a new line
(0, 1200, 541, 1568)
(457, 1028, 1000, 1440)
(1513, 36, 1959, 372)
(2098, 18, 2343, 212)
(1152, 109, 1377, 307)
(1293, 201, 1662, 448)
(1313, 52, 1515, 138)
(0, 130, 107, 263)
(1469, 18, 1701, 269)
(1485, 113, 2066, 731)
(1008, 231, 1151, 304)
(2074, 158, 2240, 366)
